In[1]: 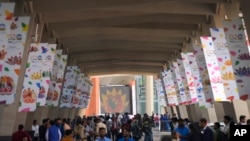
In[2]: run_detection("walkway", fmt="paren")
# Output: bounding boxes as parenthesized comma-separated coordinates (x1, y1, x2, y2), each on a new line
(139, 128, 171, 141)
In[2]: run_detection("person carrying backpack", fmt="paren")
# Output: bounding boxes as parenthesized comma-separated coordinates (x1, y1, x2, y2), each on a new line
(142, 116, 153, 141)
(131, 115, 142, 141)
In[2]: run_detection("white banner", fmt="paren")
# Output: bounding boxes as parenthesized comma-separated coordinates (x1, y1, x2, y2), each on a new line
(223, 19, 250, 100)
(200, 37, 227, 101)
(210, 28, 239, 100)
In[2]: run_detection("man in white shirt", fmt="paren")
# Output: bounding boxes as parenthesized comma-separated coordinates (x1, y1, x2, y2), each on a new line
(32, 120, 39, 141)
(222, 115, 231, 141)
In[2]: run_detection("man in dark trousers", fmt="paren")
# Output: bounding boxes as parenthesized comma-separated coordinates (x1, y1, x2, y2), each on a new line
(39, 118, 49, 141)
(199, 118, 214, 141)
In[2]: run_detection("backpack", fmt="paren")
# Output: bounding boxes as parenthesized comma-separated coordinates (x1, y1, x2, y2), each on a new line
(131, 121, 142, 139)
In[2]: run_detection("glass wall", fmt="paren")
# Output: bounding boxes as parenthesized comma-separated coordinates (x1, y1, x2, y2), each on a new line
(135, 75, 161, 115)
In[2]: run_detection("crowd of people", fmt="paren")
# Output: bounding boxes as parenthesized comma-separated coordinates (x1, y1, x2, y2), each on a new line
(11, 112, 249, 141)
(11, 112, 155, 141)
(160, 114, 250, 141)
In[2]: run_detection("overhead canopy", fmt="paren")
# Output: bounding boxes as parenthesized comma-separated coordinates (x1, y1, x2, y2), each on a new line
(29, 0, 232, 76)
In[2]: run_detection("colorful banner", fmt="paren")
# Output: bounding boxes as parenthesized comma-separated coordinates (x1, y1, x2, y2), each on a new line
(46, 49, 62, 106)
(49, 54, 67, 107)
(210, 28, 239, 100)
(57, 55, 68, 83)
(187, 54, 211, 108)
(71, 68, 80, 108)
(0, 16, 30, 105)
(161, 71, 170, 106)
(19, 43, 48, 112)
(60, 66, 78, 108)
(154, 79, 167, 106)
(193, 45, 214, 103)
(177, 59, 191, 104)
(36, 44, 56, 106)
(100, 86, 131, 113)
(223, 19, 250, 100)
(173, 61, 186, 105)
(0, 3, 15, 76)
(181, 52, 198, 104)
(170, 65, 179, 106)
(200, 37, 227, 101)
(77, 73, 85, 108)
(164, 70, 178, 106)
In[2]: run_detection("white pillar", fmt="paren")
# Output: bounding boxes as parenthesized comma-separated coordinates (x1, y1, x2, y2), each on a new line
(146, 75, 154, 115)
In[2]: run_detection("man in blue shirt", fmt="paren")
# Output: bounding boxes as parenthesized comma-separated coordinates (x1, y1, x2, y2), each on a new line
(174, 118, 189, 141)
(95, 127, 111, 141)
(118, 128, 135, 141)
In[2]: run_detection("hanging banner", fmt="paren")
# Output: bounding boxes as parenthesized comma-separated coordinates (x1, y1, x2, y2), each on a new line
(177, 59, 191, 104)
(0, 16, 30, 105)
(0, 2, 15, 77)
(60, 66, 78, 108)
(71, 68, 80, 108)
(181, 52, 198, 104)
(210, 28, 239, 100)
(200, 37, 227, 101)
(161, 71, 170, 106)
(173, 61, 186, 105)
(36, 44, 56, 106)
(187, 54, 211, 108)
(154, 79, 167, 106)
(193, 45, 214, 103)
(49, 54, 67, 107)
(77, 73, 85, 108)
(169, 65, 179, 106)
(18, 43, 48, 112)
(46, 49, 62, 106)
(222, 19, 250, 100)
(164, 70, 178, 106)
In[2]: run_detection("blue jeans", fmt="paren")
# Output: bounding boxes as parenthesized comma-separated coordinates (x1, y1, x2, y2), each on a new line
(144, 133, 153, 141)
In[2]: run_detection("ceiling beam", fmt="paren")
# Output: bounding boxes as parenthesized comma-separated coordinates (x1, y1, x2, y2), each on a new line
(56, 27, 194, 39)
(72, 49, 175, 57)
(48, 14, 208, 27)
(79, 59, 164, 66)
(60, 34, 188, 47)
(88, 69, 158, 76)
(95, 2, 216, 15)
(32, 0, 168, 12)
(75, 54, 172, 62)
(32, 0, 222, 13)
(84, 64, 162, 72)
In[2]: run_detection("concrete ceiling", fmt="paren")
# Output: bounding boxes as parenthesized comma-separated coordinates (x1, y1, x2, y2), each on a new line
(27, 0, 237, 76)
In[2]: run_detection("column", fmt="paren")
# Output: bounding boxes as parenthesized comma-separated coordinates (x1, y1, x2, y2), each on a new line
(214, 102, 226, 122)
(200, 107, 217, 123)
(170, 106, 177, 117)
(240, 0, 250, 39)
(130, 80, 137, 115)
(176, 105, 189, 119)
(224, 2, 249, 122)
(240, 1, 250, 115)
(62, 108, 70, 118)
(145, 75, 154, 116)
(166, 106, 172, 116)
(0, 5, 35, 135)
(84, 77, 100, 116)
(78, 108, 85, 117)
(68, 109, 76, 119)
(214, 102, 237, 122)
(186, 104, 202, 122)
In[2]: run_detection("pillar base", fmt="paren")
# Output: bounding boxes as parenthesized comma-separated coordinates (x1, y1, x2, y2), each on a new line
(176, 105, 189, 119)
